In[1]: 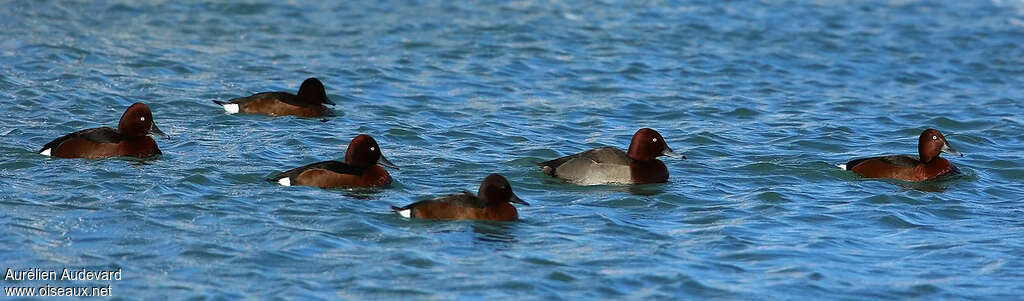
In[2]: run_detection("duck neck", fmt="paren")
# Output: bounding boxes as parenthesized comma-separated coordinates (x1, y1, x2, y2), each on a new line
(629, 159, 668, 184)
(920, 157, 954, 178)
(117, 136, 160, 157)
(919, 144, 937, 163)
(487, 202, 519, 221)
(358, 165, 392, 186)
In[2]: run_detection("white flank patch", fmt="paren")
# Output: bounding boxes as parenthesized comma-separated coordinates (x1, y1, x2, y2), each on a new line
(397, 209, 412, 219)
(277, 177, 291, 186)
(40, 148, 51, 156)
(223, 103, 239, 114)
(836, 164, 847, 170)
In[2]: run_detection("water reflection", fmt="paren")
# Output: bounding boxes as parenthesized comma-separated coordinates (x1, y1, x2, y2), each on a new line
(126, 156, 159, 166)
(894, 172, 974, 193)
(535, 179, 667, 196)
(627, 184, 666, 196)
(342, 188, 387, 200)
(472, 222, 518, 245)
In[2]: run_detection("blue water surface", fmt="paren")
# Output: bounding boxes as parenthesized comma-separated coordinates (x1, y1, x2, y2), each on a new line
(1, 0, 1023, 299)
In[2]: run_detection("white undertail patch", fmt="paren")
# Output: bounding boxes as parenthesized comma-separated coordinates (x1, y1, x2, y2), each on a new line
(836, 164, 847, 170)
(223, 103, 239, 114)
(277, 177, 291, 186)
(397, 209, 412, 218)
(40, 148, 51, 156)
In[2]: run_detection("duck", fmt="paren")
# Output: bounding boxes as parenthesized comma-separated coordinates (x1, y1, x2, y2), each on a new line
(213, 77, 334, 117)
(537, 128, 684, 185)
(39, 102, 166, 159)
(391, 174, 529, 221)
(267, 134, 397, 188)
(839, 128, 963, 182)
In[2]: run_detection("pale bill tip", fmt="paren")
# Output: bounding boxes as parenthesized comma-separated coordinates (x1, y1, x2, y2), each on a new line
(223, 103, 239, 114)
(277, 177, 291, 186)
(662, 149, 685, 159)
(40, 148, 51, 156)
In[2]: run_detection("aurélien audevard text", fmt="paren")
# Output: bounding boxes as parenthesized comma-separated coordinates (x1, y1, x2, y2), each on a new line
(4, 268, 122, 297)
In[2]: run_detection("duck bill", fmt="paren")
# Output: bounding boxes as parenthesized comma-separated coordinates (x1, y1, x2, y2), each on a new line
(377, 154, 399, 170)
(661, 147, 685, 159)
(323, 97, 336, 105)
(149, 122, 168, 138)
(941, 143, 963, 157)
(509, 194, 530, 206)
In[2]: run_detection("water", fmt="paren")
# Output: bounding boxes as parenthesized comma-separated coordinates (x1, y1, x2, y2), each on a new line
(2, 0, 1023, 299)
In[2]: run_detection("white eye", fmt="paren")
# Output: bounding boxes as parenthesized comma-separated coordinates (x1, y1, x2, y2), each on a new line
(140, 117, 146, 121)
(369, 146, 376, 151)
(932, 135, 937, 140)
(652, 138, 658, 143)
